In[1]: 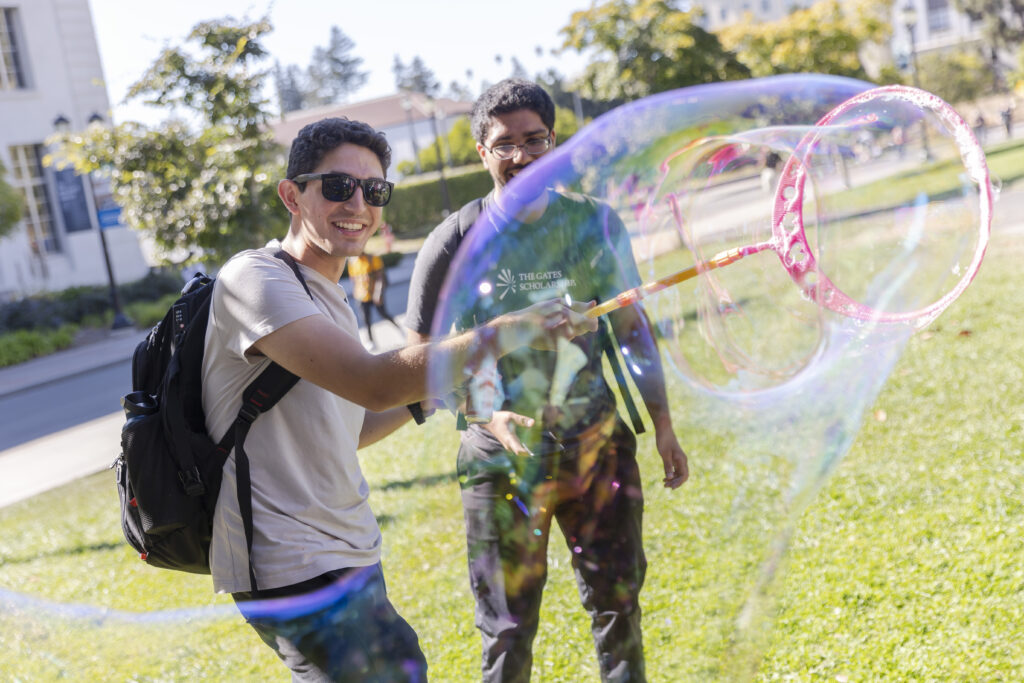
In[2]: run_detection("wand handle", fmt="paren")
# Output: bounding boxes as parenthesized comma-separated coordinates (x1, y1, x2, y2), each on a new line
(586, 246, 751, 318)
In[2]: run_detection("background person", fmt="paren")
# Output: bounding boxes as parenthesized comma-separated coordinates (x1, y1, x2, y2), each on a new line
(348, 250, 402, 348)
(405, 79, 689, 682)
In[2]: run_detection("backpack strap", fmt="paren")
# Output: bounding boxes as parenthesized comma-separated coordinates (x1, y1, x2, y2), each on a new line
(597, 317, 646, 435)
(274, 249, 314, 299)
(223, 363, 303, 593)
(217, 249, 312, 592)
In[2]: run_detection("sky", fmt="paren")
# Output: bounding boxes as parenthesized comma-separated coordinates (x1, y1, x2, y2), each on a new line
(87, 0, 596, 126)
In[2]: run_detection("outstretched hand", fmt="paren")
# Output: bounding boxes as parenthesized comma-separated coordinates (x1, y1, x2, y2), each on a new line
(498, 299, 598, 352)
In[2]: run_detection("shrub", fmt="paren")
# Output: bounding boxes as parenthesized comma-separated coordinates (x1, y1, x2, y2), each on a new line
(119, 270, 186, 304)
(124, 293, 180, 330)
(0, 270, 184, 334)
(384, 167, 492, 236)
(0, 324, 77, 367)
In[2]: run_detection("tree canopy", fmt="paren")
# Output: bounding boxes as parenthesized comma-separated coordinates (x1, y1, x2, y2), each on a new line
(393, 55, 441, 97)
(953, 0, 1024, 88)
(717, 0, 892, 80)
(48, 17, 285, 267)
(559, 0, 750, 101)
(273, 26, 367, 114)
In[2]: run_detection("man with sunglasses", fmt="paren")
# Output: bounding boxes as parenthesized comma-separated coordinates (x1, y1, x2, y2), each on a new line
(406, 80, 689, 682)
(201, 116, 597, 682)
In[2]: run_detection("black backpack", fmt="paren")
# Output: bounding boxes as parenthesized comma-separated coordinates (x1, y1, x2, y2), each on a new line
(114, 250, 310, 591)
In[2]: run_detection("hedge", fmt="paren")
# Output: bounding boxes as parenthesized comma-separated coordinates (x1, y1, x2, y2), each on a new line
(0, 270, 183, 335)
(384, 166, 492, 236)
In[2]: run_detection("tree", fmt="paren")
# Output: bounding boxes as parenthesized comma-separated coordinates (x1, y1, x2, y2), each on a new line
(306, 27, 368, 105)
(393, 55, 441, 97)
(47, 17, 285, 267)
(274, 61, 305, 114)
(445, 80, 474, 102)
(717, 0, 891, 80)
(559, 0, 750, 102)
(509, 56, 530, 80)
(553, 105, 583, 142)
(536, 67, 616, 120)
(952, 0, 1024, 89)
(916, 48, 992, 103)
(445, 118, 479, 165)
(0, 159, 23, 239)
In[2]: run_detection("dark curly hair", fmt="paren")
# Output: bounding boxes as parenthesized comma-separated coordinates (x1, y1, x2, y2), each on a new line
(286, 117, 392, 184)
(470, 78, 555, 144)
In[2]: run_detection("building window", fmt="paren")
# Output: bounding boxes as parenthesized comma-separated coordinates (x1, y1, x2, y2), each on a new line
(0, 8, 26, 90)
(7, 145, 60, 254)
(927, 0, 951, 32)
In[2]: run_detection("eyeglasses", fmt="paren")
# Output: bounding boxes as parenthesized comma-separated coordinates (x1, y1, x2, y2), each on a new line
(482, 135, 552, 161)
(290, 172, 394, 207)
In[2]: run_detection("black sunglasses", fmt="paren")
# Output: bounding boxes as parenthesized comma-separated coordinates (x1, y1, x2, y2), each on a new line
(291, 172, 394, 207)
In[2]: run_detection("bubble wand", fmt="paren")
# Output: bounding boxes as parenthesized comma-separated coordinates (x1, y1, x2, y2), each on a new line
(586, 85, 992, 327)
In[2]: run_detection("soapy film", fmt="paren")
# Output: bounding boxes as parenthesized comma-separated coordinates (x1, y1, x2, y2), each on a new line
(428, 74, 992, 678)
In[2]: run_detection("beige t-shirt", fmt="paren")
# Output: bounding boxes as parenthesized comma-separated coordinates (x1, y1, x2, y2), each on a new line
(202, 248, 381, 593)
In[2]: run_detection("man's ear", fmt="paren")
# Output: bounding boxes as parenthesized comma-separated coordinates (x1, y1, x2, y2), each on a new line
(278, 179, 301, 215)
(476, 142, 487, 165)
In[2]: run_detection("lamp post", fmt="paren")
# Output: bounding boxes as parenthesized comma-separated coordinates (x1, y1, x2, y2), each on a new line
(428, 99, 452, 216)
(400, 96, 422, 174)
(900, 2, 933, 160)
(53, 113, 132, 329)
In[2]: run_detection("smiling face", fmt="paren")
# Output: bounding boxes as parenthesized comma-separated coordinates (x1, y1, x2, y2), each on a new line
(279, 142, 384, 280)
(477, 109, 554, 191)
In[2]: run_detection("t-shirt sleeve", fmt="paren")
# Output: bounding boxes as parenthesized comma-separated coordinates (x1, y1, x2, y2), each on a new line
(214, 251, 323, 361)
(404, 214, 461, 336)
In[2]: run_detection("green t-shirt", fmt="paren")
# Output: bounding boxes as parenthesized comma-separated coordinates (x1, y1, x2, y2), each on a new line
(456, 191, 641, 443)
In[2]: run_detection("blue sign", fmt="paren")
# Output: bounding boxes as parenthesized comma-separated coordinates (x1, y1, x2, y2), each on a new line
(97, 206, 122, 230)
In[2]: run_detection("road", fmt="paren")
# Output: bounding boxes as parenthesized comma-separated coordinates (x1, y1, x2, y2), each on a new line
(0, 253, 418, 455)
(0, 360, 130, 451)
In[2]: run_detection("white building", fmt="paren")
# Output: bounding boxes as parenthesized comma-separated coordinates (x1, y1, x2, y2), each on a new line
(0, 0, 148, 301)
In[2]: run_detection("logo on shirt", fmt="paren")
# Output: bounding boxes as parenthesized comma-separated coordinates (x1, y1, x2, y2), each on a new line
(495, 268, 575, 301)
(497, 268, 516, 300)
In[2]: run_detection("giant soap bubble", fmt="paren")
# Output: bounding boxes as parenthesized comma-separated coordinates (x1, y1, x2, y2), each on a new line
(0, 74, 994, 681)
(428, 74, 992, 678)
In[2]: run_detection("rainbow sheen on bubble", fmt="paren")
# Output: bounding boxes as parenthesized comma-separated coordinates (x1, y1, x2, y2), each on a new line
(427, 74, 991, 678)
(0, 74, 993, 681)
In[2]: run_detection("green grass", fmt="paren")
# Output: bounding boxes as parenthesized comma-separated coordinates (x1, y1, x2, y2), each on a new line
(1, 206, 1021, 681)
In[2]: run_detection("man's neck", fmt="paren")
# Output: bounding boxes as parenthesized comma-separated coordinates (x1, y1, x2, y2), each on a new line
(494, 186, 549, 224)
(280, 233, 344, 283)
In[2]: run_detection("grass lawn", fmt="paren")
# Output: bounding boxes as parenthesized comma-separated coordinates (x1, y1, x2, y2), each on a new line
(1, 197, 1021, 680)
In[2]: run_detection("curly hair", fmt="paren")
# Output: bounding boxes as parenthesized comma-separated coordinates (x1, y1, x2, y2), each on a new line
(286, 117, 392, 184)
(470, 78, 555, 144)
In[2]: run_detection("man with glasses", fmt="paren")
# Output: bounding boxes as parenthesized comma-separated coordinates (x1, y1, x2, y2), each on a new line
(406, 80, 689, 682)
(201, 116, 596, 682)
